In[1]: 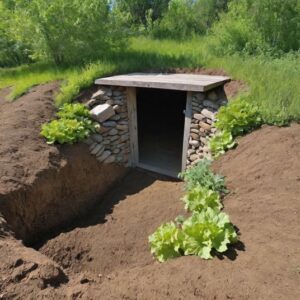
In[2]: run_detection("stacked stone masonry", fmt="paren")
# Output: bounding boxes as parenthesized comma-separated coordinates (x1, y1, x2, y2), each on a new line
(84, 84, 227, 170)
(84, 86, 130, 166)
(186, 86, 228, 168)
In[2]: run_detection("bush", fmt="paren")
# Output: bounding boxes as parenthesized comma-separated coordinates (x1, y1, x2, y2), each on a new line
(182, 208, 238, 259)
(41, 103, 99, 144)
(148, 222, 184, 262)
(208, 130, 236, 159)
(179, 159, 227, 193)
(182, 186, 222, 213)
(215, 99, 262, 137)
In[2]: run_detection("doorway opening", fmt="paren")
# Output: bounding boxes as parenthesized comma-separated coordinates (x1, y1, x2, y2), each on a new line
(136, 88, 187, 177)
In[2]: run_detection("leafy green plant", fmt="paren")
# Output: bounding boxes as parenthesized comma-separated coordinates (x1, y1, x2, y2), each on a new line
(215, 99, 262, 137)
(182, 208, 238, 259)
(41, 103, 99, 144)
(149, 222, 184, 262)
(179, 159, 227, 193)
(208, 130, 236, 158)
(182, 186, 222, 213)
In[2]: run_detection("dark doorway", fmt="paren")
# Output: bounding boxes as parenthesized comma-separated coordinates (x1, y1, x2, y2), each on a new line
(136, 88, 186, 176)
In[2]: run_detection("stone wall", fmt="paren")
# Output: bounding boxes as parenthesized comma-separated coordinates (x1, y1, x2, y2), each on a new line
(186, 86, 228, 168)
(85, 86, 130, 165)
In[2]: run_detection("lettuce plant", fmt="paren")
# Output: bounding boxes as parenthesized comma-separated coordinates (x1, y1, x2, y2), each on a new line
(149, 222, 184, 262)
(182, 208, 238, 259)
(41, 103, 99, 144)
(179, 159, 227, 193)
(182, 186, 222, 213)
(215, 99, 262, 137)
(208, 130, 237, 158)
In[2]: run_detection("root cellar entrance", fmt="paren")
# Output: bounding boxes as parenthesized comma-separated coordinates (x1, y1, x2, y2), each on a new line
(137, 88, 186, 177)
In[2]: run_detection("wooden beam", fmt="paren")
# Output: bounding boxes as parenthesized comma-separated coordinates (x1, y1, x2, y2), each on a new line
(182, 91, 192, 171)
(127, 87, 139, 167)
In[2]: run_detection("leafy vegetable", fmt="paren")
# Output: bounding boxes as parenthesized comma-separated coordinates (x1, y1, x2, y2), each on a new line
(179, 159, 227, 193)
(182, 208, 238, 259)
(149, 222, 184, 262)
(182, 186, 222, 213)
(215, 99, 262, 137)
(41, 103, 99, 144)
(208, 130, 237, 158)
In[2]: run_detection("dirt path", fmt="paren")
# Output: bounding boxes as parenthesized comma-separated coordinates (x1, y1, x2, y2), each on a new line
(36, 124, 300, 299)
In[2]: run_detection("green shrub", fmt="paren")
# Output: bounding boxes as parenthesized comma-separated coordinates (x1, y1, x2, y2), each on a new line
(182, 208, 238, 259)
(148, 222, 184, 262)
(215, 99, 262, 137)
(41, 103, 99, 144)
(182, 186, 222, 213)
(179, 159, 227, 193)
(208, 130, 236, 159)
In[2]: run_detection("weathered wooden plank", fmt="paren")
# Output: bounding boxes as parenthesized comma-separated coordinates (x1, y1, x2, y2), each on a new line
(126, 87, 139, 167)
(95, 73, 230, 92)
(182, 91, 192, 171)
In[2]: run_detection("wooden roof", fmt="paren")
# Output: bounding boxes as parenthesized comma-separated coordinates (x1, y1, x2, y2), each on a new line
(95, 73, 230, 92)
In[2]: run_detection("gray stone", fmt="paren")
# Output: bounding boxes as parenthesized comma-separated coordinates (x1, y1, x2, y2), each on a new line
(106, 99, 114, 106)
(83, 137, 93, 145)
(91, 90, 105, 100)
(89, 143, 98, 152)
(97, 150, 111, 163)
(199, 121, 211, 131)
(120, 134, 129, 142)
(187, 149, 196, 156)
(108, 128, 118, 136)
(113, 99, 123, 106)
(203, 100, 219, 110)
(103, 140, 110, 145)
(119, 120, 128, 125)
(116, 124, 128, 131)
(194, 93, 205, 101)
(113, 105, 121, 113)
(190, 123, 198, 129)
(218, 99, 228, 106)
(113, 90, 122, 97)
(119, 112, 128, 119)
(191, 128, 199, 134)
(208, 91, 218, 101)
(110, 114, 121, 121)
(113, 148, 121, 154)
(190, 133, 199, 140)
(99, 126, 110, 134)
(103, 155, 116, 164)
(200, 137, 207, 144)
(90, 104, 115, 123)
(189, 140, 200, 147)
(109, 135, 119, 142)
(103, 121, 117, 127)
(190, 154, 199, 162)
(91, 144, 104, 156)
(201, 109, 215, 120)
(91, 134, 103, 143)
(95, 145, 105, 157)
(194, 113, 205, 121)
(86, 98, 99, 109)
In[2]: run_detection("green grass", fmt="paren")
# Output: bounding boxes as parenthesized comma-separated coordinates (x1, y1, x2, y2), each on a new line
(1, 36, 299, 124)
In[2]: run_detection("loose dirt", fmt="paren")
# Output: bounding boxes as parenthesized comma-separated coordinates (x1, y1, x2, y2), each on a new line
(0, 80, 299, 299)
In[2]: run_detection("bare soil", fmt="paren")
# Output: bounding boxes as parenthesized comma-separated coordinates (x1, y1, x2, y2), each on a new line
(0, 79, 299, 299)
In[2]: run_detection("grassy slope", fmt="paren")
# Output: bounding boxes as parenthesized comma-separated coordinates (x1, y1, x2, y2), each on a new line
(1, 37, 299, 124)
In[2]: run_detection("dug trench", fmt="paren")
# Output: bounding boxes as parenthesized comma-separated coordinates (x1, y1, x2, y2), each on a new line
(0, 81, 299, 299)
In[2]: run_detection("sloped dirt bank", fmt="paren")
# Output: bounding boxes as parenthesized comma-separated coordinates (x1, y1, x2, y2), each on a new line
(0, 83, 127, 243)
(32, 124, 300, 300)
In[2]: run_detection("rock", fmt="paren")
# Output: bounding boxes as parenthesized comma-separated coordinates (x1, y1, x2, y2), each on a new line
(113, 105, 121, 113)
(83, 137, 93, 145)
(120, 134, 129, 142)
(103, 155, 116, 164)
(201, 109, 215, 120)
(110, 114, 121, 121)
(103, 140, 110, 145)
(112, 90, 122, 97)
(119, 120, 128, 125)
(91, 90, 106, 100)
(187, 149, 196, 156)
(112, 148, 120, 154)
(218, 99, 228, 106)
(190, 123, 198, 129)
(119, 112, 128, 119)
(86, 98, 99, 109)
(89, 143, 98, 152)
(99, 126, 110, 134)
(203, 100, 219, 110)
(90, 104, 115, 123)
(95, 145, 105, 157)
(190, 133, 199, 140)
(206, 118, 213, 125)
(199, 121, 211, 131)
(97, 150, 111, 163)
(91, 144, 104, 156)
(109, 135, 119, 142)
(190, 154, 199, 162)
(103, 121, 117, 127)
(208, 91, 218, 101)
(116, 124, 128, 131)
(106, 99, 114, 106)
(108, 128, 118, 136)
(91, 134, 103, 143)
(189, 140, 200, 147)
(200, 137, 207, 144)
(194, 113, 205, 121)
(191, 128, 199, 134)
(194, 93, 205, 101)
